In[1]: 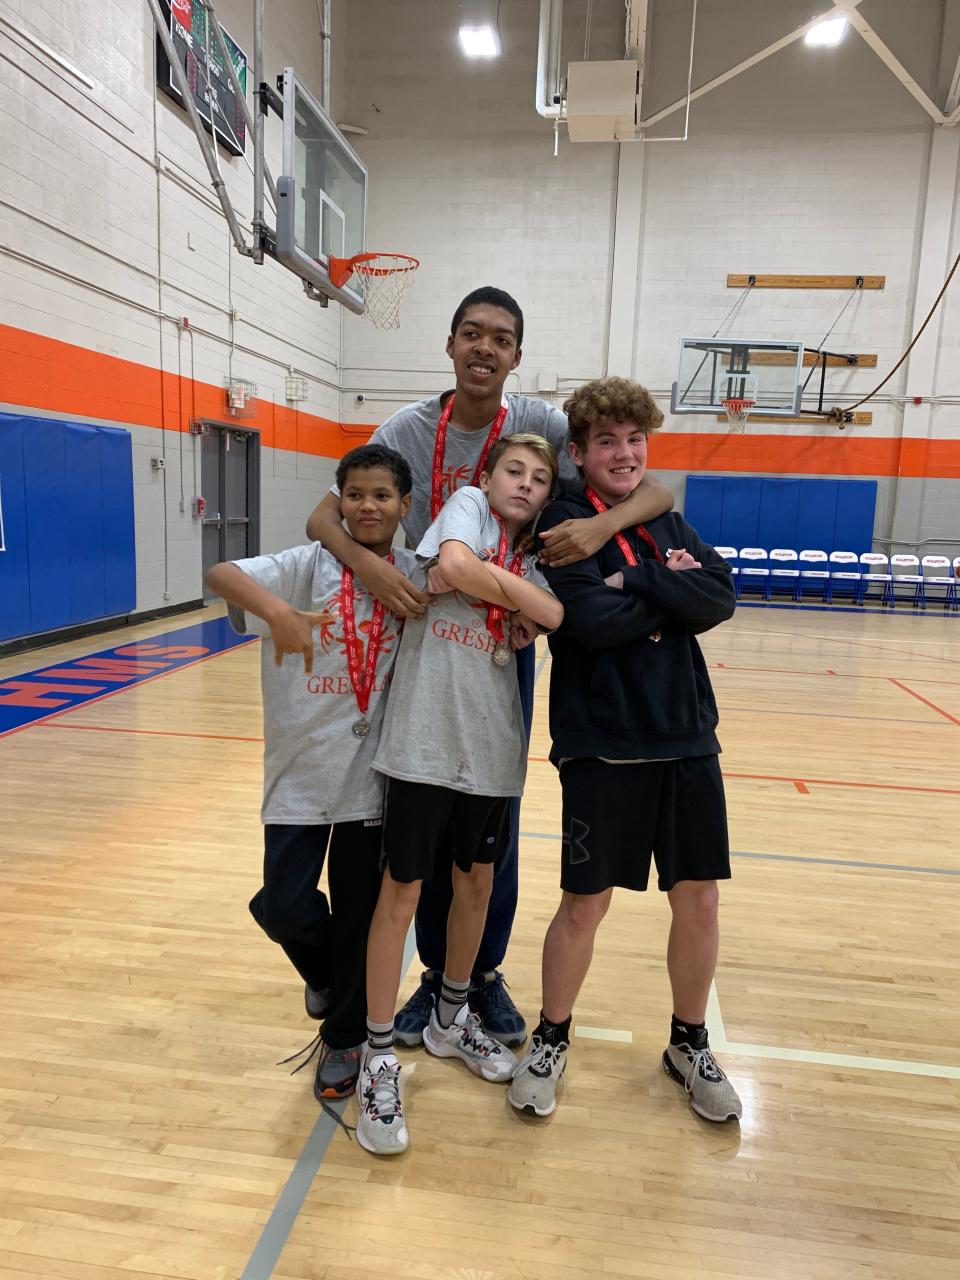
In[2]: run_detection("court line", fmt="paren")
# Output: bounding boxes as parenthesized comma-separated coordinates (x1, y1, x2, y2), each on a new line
(37, 721, 264, 743)
(735, 601, 959, 621)
(240, 926, 418, 1280)
(710, 662, 960, 687)
(888, 677, 960, 726)
(518, 833, 960, 876)
(525, 760, 960, 796)
(575, 1025, 633, 1044)
(720, 704, 938, 726)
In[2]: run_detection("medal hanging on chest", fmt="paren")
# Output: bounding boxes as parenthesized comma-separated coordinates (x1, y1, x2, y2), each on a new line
(584, 487, 664, 642)
(430, 394, 509, 520)
(341, 555, 393, 737)
(486, 513, 525, 666)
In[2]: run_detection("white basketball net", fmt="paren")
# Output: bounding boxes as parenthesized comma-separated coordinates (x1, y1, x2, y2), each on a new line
(352, 255, 420, 329)
(722, 397, 754, 434)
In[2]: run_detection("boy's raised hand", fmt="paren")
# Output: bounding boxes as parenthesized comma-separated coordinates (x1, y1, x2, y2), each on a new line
(360, 556, 430, 619)
(269, 603, 335, 674)
(538, 516, 609, 567)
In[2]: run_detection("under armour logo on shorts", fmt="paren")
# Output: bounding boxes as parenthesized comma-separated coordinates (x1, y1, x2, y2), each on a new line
(562, 817, 591, 864)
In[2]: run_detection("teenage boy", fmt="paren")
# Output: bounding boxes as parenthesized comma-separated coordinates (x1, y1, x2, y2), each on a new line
(355, 435, 563, 1156)
(305, 288, 674, 1047)
(205, 445, 416, 1104)
(509, 377, 743, 1125)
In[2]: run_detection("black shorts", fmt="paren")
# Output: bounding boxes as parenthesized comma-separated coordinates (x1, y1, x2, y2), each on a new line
(558, 755, 731, 895)
(381, 779, 511, 883)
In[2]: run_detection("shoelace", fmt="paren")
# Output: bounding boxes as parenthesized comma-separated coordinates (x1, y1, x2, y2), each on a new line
(527, 1038, 567, 1079)
(476, 972, 514, 1014)
(363, 1061, 403, 1122)
(679, 1045, 725, 1089)
(278, 1030, 323, 1075)
(458, 1011, 502, 1058)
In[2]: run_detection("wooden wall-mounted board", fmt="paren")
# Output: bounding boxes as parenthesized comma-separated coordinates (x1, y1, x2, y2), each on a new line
(727, 274, 886, 289)
(750, 352, 878, 368)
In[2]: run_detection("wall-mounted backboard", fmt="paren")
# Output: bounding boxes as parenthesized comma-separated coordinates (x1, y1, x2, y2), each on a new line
(670, 338, 806, 417)
(275, 68, 367, 313)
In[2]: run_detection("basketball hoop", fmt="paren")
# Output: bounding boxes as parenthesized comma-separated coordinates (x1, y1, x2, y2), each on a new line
(722, 397, 754, 434)
(328, 253, 420, 329)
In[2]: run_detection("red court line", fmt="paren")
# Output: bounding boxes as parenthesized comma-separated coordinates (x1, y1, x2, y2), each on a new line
(888, 678, 960, 727)
(793, 781, 810, 794)
(36, 722, 264, 743)
(526, 757, 960, 796)
(0, 641, 256, 740)
(709, 662, 960, 687)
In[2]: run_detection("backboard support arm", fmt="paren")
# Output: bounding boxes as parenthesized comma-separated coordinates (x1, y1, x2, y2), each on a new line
(144, 0, 252, 258)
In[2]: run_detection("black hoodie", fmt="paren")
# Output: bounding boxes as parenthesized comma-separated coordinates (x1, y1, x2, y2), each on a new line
(537, 489, 736, 766)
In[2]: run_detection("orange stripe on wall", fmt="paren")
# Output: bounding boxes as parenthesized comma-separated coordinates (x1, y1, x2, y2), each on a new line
(647, 432, 960, 479)
(0, 322, 343, 457)
(2, 323, 960, 477)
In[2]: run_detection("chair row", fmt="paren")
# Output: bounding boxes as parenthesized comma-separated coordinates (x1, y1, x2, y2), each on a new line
(713, 548, 960, 609)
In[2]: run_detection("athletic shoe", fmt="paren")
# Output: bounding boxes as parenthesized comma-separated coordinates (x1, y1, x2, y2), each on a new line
(508, 1034, 568, 1116)
(422, 1003, 518, 1082)
(304, 984, 330, 1020)
(394, 970, 440, 1047)
(313, 1043, 362, 1101)
(662, 1033, 742, 1123)
(355, 1057, 408, 1156)
(469, 970, 527, 1046)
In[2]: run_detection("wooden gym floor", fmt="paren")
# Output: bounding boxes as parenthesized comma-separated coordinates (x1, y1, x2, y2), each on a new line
(1, 604, 958, 1280)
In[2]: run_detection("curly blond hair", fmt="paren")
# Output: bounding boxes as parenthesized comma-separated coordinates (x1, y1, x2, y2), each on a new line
(563, 377, 663, 450)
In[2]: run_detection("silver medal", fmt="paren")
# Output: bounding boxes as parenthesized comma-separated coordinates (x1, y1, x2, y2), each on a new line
(492, 642, 511, 667)
(352, 717, 371, 739)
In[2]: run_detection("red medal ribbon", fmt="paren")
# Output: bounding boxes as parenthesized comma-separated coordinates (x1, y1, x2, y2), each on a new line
(485, 512, 525, 645)
(431, 394, 509, 520)
(584, 487, 664, 565)
(341, 554, 393, 718)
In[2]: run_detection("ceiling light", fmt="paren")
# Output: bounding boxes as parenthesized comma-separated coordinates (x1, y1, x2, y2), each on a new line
(804, 16, 848, 47)
(459, 24, 502, 58)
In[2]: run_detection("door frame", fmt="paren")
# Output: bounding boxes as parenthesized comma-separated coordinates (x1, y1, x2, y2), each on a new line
(195, 419, 261, 573)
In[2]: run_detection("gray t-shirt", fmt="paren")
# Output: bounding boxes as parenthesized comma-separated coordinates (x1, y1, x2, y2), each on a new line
(367, 392, 575, 545)
(372, 487, 554, 797)
(229, 543, 419, 825)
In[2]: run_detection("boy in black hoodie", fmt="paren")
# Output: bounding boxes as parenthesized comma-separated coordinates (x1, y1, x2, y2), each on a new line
(508, 377, 742, 1125)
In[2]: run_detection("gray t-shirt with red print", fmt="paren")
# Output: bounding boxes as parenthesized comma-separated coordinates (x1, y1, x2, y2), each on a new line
(228, 543, 419, 825)
(368, 392, 575, 546)
(372, 487, 554, 798)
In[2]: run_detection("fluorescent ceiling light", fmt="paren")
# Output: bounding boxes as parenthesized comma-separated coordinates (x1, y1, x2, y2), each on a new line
(804, 16, 848, 47)
(459, 24, 501, 58)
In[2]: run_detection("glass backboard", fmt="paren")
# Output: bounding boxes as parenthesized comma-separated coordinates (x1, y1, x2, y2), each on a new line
(275, 68, 367, 313)
(670, 339, 806, 417)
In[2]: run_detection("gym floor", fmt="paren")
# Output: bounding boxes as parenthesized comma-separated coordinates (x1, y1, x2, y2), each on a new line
(1, 605, 958, 1280)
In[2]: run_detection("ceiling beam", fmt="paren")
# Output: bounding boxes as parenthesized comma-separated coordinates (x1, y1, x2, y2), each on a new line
(638, 1, 865, 129)
(944, 50, 960, 116)
(835, 1, 948, 125)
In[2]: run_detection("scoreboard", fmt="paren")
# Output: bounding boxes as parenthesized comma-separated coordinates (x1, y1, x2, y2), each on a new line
(156, 0, 247, 157)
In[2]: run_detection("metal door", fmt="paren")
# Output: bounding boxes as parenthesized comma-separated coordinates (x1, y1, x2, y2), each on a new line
(200, 425, 259, 600)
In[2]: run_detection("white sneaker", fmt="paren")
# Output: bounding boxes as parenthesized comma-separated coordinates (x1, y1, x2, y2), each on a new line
(422, 1003, 518, 1082)
(663, 1036, 742, 1123)
(508, 1034, 568, 1116)
(355, 1055, 408, 1156)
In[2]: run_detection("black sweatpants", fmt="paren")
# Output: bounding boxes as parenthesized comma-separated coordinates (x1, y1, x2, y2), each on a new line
(249, 820, 383, 1049)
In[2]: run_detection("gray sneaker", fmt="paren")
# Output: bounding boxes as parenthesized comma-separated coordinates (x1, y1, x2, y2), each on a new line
(314, 1043, 362, 1101)
(508, 1035, 568, 1116)
(662, 1037, 742, 1122)
(355, 1057, 409, 1156)
(422, 1005, 518, 1082)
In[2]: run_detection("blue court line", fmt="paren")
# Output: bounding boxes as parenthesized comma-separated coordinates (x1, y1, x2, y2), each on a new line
(519, 832, 960, 877)
(535, 649, 550, 683)
(240, 926, 419, 1280)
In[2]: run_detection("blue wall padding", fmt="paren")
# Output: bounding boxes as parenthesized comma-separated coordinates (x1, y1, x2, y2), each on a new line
(684, 474, 877, 556)
(0, 414, 136, 642)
